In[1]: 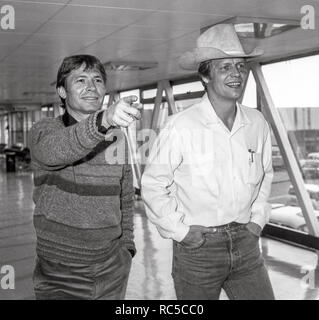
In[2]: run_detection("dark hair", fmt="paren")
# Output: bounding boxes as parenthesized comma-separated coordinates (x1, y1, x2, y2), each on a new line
(198, 60, 213, 91)
(56, 55, 107, 107)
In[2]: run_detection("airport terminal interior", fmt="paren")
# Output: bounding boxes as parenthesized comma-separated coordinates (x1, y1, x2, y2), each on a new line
(1, 0, 319, 299)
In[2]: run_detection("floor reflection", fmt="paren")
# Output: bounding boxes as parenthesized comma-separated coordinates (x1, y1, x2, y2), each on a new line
(0, 170, 319, 299)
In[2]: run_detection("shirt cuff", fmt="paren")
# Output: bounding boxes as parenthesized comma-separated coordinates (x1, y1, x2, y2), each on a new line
(96, 111, 112, 133)
(250, 202, 271, 230)
(168, 223, 190, 242)
(157, 223, 190, 242)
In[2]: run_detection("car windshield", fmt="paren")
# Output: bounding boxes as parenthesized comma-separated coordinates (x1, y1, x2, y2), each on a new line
(308, 154, 319, 160)
(303, 162, 319, 168)
(310, 192, 319, 201)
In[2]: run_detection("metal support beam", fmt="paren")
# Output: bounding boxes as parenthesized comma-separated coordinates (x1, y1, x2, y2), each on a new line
(0, 116, 5, 144)
(251, 63, 319, 236)
(162, 80, 177, 115)
(151, 81, 164, 130)
(23, 112, 28, 147)
(8, 112, 13, 146)
(107, 91, 142, 189)
(125, 126, 142, 189)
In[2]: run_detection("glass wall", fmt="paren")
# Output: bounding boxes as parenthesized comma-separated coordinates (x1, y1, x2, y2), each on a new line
(0, 114, 8, 145)
(262, 54, 319, 234)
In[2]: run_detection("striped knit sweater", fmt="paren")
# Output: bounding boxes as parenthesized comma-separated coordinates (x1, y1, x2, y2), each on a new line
(29, 110, 135, 264)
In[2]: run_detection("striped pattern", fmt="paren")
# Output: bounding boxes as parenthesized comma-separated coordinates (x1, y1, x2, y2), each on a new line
(29, 110, 135, 263)
(34, 174, 121, 196)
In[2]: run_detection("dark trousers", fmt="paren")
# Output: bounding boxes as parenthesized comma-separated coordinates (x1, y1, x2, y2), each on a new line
(33, 241, 132, 300)
(172, 223, 275, 300)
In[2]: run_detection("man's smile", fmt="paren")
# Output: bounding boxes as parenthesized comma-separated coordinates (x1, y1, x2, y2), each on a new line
(82, 96, 99, 101)
(225, 81, 242, 88)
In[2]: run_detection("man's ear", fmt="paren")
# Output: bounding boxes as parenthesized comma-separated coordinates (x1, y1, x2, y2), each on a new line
(57, 86, 67, 99)
(201, 76, 210, 84)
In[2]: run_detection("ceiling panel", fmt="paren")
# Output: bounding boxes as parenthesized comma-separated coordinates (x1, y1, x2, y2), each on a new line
(0, 0, 318, 106)
(38, 21, 122, 37)
(13, 19, 47, 34)
(0, 32, 30, 45)
(258, 0, 319, 20)
(104, 24, 193, 41)
(70, 0, 165, 10)
(81, 37, 167, 60)
(152, 0, 266, 15)
(115, 31, 198, 65)
(0, 1, 68, 22)
(27, 33, 99, 50)
(51, 5, 152, 24)
(258, 28, 319, 62)
(134, 11, 231, 30)
(4, 0, 69, 3)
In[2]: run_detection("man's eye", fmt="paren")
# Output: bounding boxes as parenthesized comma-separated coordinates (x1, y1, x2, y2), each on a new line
(237, 63, 247, 70)
(76, 79, 85, 83)
(95, 78, 103, 83)
(220, 65, 231, 71)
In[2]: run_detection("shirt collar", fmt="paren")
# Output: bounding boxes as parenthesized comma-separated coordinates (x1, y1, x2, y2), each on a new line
(200, 93, 251, 126)
(62, 111, 78, 127)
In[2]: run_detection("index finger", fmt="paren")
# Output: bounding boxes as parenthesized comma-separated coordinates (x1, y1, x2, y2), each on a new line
(122, 95, 138, 105)
(121, 104, 141, 117)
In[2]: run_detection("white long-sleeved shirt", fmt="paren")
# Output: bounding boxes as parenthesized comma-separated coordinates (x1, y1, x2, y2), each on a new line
(141, 94, 273, 242)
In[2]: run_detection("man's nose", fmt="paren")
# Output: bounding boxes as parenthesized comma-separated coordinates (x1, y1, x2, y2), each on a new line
(230, 65, 241, 77)
(86, 80, 97, 91)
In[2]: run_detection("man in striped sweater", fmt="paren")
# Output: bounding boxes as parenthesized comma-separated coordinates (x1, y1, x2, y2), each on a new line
(30, 55, 141, 300)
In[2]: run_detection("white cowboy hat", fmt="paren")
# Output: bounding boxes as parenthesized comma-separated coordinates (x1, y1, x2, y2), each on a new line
(179, 23, 263, 70)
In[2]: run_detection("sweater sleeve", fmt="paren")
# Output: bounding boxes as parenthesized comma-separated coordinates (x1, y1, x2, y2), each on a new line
(29, 110, 113, 170)
(119, 141, 136, 256)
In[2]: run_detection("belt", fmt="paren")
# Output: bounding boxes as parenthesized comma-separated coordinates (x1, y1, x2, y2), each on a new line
(207, 222, 245, 233)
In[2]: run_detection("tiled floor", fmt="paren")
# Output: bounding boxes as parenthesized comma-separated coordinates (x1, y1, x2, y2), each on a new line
(0, 170, 319, 300)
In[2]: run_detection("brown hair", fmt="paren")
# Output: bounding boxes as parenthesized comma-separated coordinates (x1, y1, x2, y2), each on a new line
(56, 55, 106, 107)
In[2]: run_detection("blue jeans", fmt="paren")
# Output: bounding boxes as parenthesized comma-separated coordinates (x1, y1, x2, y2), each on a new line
(172, 223, 274, 300)
(33, 241, 132, 300)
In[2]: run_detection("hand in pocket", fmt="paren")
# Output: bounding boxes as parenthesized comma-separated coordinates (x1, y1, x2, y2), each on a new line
(180, 225, 213, 249)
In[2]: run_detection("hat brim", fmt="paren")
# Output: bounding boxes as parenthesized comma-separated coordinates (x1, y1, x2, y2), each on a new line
(179, 47, 264, 70)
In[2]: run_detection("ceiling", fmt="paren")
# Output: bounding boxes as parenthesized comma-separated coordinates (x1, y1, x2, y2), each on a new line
(0, 0, 318, 109)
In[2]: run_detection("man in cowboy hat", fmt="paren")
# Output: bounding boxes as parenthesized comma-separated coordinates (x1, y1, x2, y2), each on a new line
(141, 24, 274, 300)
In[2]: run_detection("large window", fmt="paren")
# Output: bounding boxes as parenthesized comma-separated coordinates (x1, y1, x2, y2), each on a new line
(262, 55, 319, 234)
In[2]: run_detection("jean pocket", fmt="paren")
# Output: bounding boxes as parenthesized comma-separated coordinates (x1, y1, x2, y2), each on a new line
(245, 225, 260, 240)
(179, 234, 206, 250)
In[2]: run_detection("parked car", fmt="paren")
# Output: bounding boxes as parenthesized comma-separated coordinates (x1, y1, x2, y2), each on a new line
(301, 159, 319, 179)
(307, 152, 319, 160)
(0, 143, 7, 153)
(272, 146, 284, 170)
(286, 183, 319, 209)
(270, 203, 319, 233)
(3, 144, 31, 167)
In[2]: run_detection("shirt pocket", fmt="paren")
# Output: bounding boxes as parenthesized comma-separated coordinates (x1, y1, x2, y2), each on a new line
(246, 152, 264, 185)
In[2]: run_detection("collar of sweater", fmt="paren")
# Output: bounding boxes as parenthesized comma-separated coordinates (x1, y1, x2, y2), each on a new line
(62, 111, 78, 127)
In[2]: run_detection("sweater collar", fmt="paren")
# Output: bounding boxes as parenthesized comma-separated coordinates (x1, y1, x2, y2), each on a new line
(62, 111, 78, 127)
